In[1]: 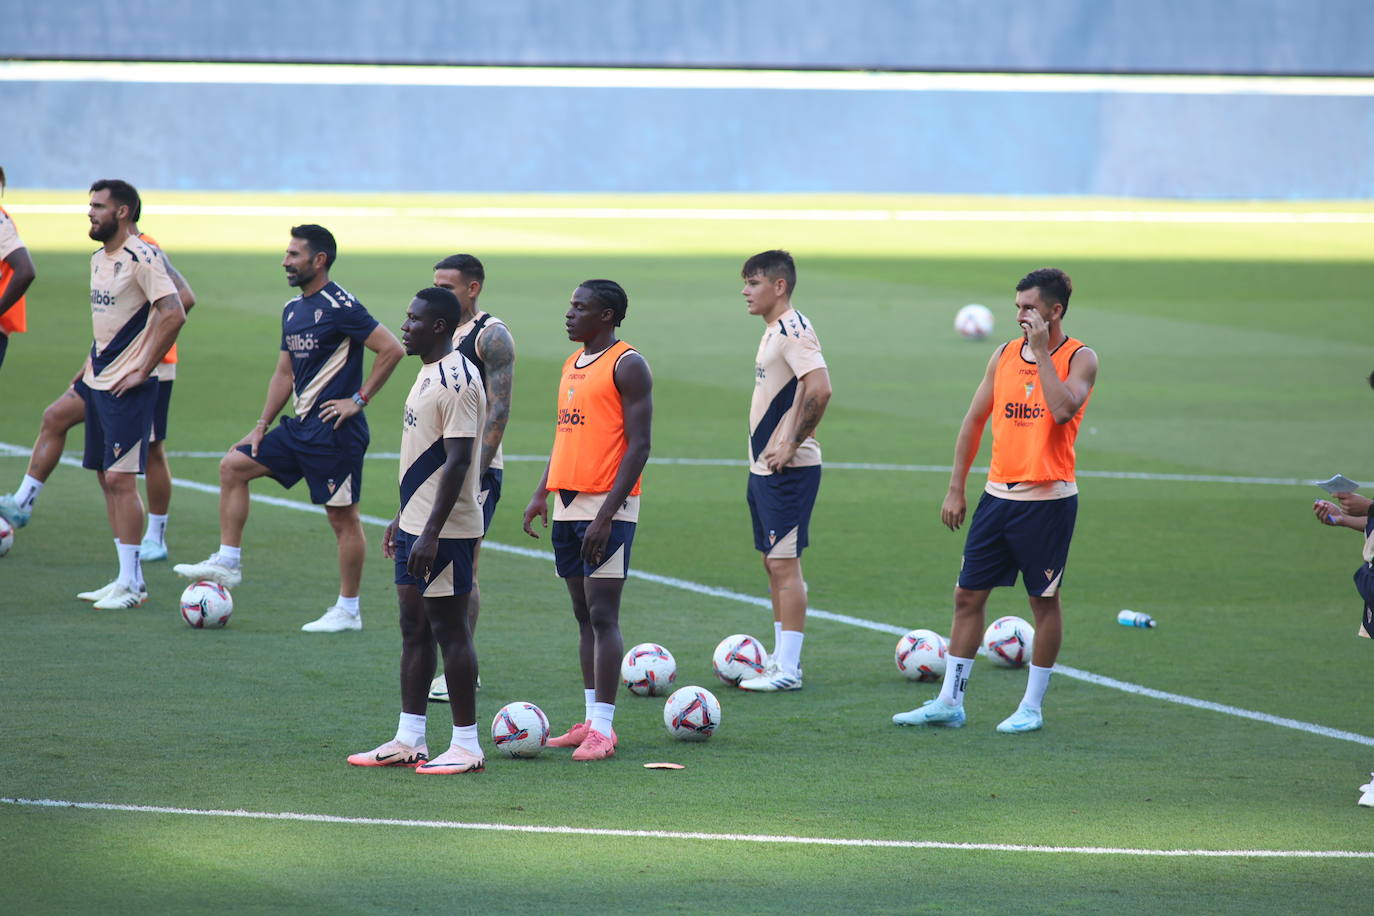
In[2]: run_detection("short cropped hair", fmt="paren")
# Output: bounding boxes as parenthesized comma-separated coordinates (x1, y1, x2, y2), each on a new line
(291, 224, 338, 269)
(90, 179, 142, 224)
(1016, 267, 1073, 314)
(433, 253, 485, 285)
(741, 249, 797, 295)
(414, 286, 462, 330)
(579, 279, 628, 326)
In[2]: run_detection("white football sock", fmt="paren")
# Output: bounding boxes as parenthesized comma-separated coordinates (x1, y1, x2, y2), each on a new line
(115, 541, 141, 590)
(452, 723, 481, 755)
(772, 621, 783, 657)
(396, 712, 426, 747)
(590, 702, 615, 737)
(939, 655, 976, 708)
(15, 475, 43, 510)
(777, 630, 805, 675)
(217, 544, 242, 565)
(335, 594, 360, 615)
(1020, 664, 1054, 710)
(144, 513, 168, 546)
(583, 688, 597, 722)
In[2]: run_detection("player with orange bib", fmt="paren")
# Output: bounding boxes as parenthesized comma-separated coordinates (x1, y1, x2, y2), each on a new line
(894, 267, 1098, 735)
(0, 167, 38, 372)
(523, 279, 653, 762)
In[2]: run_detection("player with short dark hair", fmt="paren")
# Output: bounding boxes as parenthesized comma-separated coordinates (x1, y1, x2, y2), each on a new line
(349, 287, 489, 774)
(0, 166, 37, 373)
(425, 253, 516, 703)
(523, 279, 653, 761)
(737, 250, 832, 692)
(175, 225, 404, 632)
(894, 267, 1097, 734)
(76, 179, 187, 609)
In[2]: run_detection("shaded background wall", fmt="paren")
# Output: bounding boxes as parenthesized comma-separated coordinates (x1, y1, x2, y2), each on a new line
(3, 0, 1371, 197)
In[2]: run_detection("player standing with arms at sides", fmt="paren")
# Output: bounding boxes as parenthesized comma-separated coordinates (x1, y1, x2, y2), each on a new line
(77, 179, 186, 609)
(349, 287, 488, 774)
(894, 267, 1097, 734)
(0, 166, 37, 372)
(737, 250, 832, 692)
(175, 225, 404, 631)
(0, 197, 195, 550)
(426, 253, 516, 703)
(523, 280, 653, 761)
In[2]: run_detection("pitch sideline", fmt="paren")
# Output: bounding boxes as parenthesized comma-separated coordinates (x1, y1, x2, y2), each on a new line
(3, 797, 1371, 858)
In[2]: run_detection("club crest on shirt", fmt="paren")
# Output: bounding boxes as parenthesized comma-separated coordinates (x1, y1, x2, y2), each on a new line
(112, 262, 123, 278)
(314, 309, 323, 323)
(419, 377, 431, 393)
(1025, 382, 1035, 398)
(566, 387, 575, 401)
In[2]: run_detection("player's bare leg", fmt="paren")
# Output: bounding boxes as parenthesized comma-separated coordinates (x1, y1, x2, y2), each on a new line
(172, 447, 269, 589)
(140, 439, 173, 560)
(893, 586, 989, 727)
(415, 592, 485, 774)
(1, 389, 84, 526)
(571, 577, 623, 759)
(994, 593, 1063, 734)
(89, 469, 148, 609)
(347, 583, 433, 769)
(299, 503, 366, 633)
(740, 556, 806, 691)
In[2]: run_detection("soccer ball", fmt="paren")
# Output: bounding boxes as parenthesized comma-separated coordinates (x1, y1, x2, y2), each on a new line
(955, 303, 995, 341)
(712, 633, 768, 687)
(895, 628, 948, 682)
(982, 615, 1034, 667)
(663, 685, 721, 741)
(0, 516, 12, 557)
(179, 580, 233, 628)
(621, 643, 677, 696)
(490, 702, 550, 758)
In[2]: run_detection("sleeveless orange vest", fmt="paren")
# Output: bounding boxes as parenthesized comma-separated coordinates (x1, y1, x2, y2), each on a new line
(988, 336, 1090, 483)
(0, 206, 27, 334)
(547, 340, 642, 496)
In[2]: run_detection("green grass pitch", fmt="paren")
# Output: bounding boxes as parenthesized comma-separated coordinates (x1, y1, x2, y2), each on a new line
(1, 192, 1372, 913)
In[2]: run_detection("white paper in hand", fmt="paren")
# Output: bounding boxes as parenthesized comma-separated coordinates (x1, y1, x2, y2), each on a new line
(1315, 474, 1360, 494)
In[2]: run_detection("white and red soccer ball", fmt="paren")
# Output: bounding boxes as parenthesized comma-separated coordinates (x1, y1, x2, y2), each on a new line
(983, 615, 1035, 668)
(491, 702, 550, 758)
(179, 580, 233, 628)
(955, 303, 995, 341)
(663, 685, 721, 741)
(621, 643, 677, 697)
(895, 628, 948, 682)
(0, 516, 13, 557)
(712, 633, 767, 687)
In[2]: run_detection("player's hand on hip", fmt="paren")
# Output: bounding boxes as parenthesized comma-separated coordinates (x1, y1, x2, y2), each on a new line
(522, 498, 548, 538)
(110, 366, 150, 397)
(941, 491, 967, 531)
(761, 441, 798, 474)
(319, 398, 359, 429)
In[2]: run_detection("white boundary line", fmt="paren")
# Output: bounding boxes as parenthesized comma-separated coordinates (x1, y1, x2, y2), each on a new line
(3, 60, 1372, 97)
(2, 440, 1369, 748)
(6, 203, 1372, 225)
(4, 798, 1370, 858)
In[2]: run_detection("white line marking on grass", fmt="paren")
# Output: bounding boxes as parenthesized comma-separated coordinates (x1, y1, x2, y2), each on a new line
(146, 450, 1313, 487)
(3, 441, 1367, 746)
(4, 798, 1371, 857)
(7, 203, 1372, 225)
(4, 61, 1373, 97)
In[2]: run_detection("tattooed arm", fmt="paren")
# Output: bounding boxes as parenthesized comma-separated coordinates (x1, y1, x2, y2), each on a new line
(761, 366, 832, 473)
(474, 321, 516, 475)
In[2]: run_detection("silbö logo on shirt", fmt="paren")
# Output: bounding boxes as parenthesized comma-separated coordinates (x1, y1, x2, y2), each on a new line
(284, 332, 318, 355)
(557, 406, 586, 427)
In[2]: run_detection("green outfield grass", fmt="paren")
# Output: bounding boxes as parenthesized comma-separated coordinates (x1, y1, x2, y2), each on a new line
(1, 192, 1371, 914)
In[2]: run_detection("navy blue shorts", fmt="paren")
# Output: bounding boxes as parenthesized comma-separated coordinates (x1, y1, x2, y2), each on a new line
(393, 528, 477, 598)
(747, 466, 821, 559)
(0, 332, 7, 370)
(959, 492, 1078, 596)
(552, 518, 636, 579)
(479, 468, 503, 534)
(81, 378, 158, 474)
(149, 379, 173, 443)
(236, 418, 366, 506)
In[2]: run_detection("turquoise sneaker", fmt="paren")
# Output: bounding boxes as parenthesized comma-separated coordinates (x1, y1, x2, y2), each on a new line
(995, 703, 1044, 734)
(140, 538, 168, 562)
(892, 699, 966, 728)
(0, 493, 30, 528)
